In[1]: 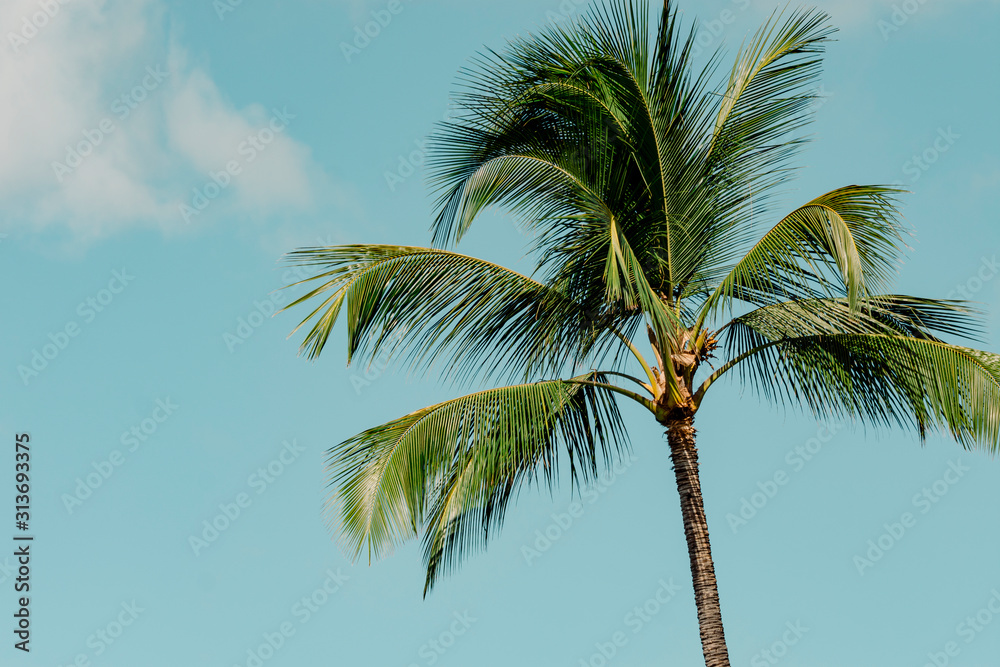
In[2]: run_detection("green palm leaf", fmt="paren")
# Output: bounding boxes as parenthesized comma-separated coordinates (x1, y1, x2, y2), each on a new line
(325, 373, 628, 590)
(282, 244, 626, 383)
(697, 185, 907, 326)
(725, 295, 984, 342)
(427, 1, 718, 315)
(705, 322, 999, 449)
(708, 7, 833, 165)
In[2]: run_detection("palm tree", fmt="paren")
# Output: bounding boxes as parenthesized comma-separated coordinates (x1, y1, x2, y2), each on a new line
(282, 2, 1000, 664)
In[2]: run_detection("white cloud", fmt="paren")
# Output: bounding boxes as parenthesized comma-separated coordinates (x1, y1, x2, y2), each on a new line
(0, 0, 329, 240)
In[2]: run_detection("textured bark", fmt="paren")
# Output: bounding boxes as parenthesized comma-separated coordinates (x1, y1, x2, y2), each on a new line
(666, 413, 730, 666)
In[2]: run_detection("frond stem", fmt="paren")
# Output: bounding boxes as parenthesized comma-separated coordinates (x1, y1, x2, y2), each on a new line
(601, 370, 655, 396)
(692, 340, 779, 407)
(610, 329, 661, 398)
(569, 379, 658, 414)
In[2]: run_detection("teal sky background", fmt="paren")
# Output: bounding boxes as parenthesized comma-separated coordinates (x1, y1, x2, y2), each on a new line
(2, 1, 1000, 665)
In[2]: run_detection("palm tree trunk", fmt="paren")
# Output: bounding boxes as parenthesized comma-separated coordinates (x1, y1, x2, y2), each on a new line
(666, 413, 731, 666)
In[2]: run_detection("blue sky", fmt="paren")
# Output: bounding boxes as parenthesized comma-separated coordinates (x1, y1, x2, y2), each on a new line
(2, 1, 1000, 665)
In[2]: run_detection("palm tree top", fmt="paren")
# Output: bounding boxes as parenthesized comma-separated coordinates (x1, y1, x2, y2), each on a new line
(282, 2, 1000, 663)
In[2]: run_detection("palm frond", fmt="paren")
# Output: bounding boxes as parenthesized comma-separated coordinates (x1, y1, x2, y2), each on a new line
(427, 0, 718, 320)
(728, 295, 984, 343)
(705, 7, 834, 200)
(676, 8, 835, 291)
(707, 319, 999, 451)
(281, 245, 623, 383)
(323, 374, 629, 592)
(698, 185, 908, 326)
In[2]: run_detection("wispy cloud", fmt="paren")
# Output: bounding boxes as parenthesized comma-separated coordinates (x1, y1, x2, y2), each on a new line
(0, 0, 336, 241)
